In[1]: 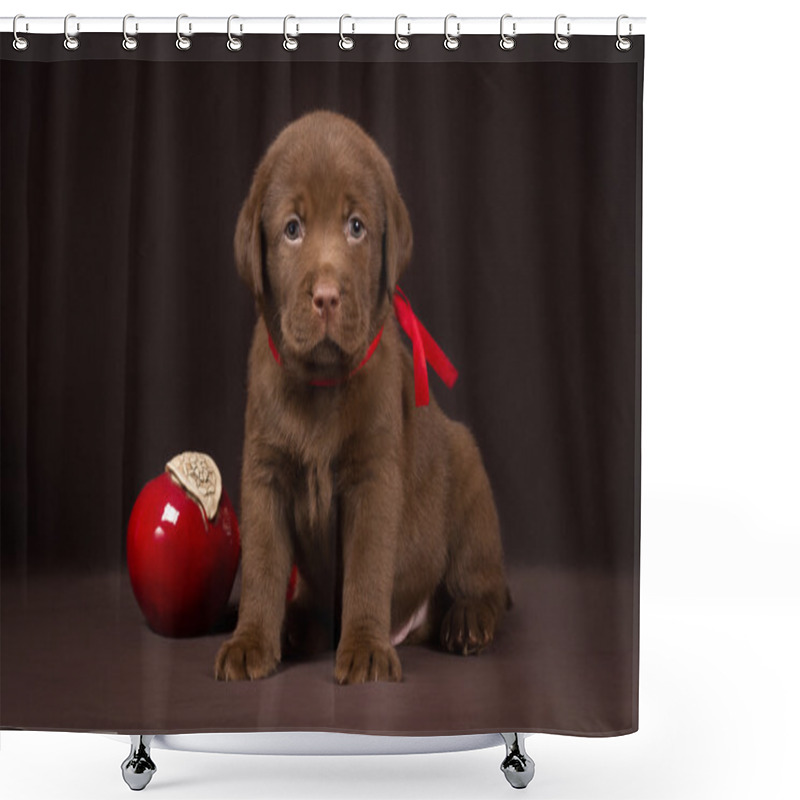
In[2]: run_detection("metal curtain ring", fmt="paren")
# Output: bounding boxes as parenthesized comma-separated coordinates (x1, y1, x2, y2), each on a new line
(616, 14, 632, 51)
(176, 14, 192, 50)
(500, 14, 516, 50)
(122, 14, 138, 51)
(12, 14, 29, 51)
(63, 13, 79, 51)
(283, 15, 299, 51)
(395, 15, 410, 50)
(339, 14, 355, 50)
(554, 14, 570, 51)
(227, 15, 242, 51)
(444, 14, 460, 51)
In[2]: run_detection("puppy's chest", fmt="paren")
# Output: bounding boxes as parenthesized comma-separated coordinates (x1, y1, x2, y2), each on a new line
(271, 395, 356, 539)
(290, 458, 337, 539)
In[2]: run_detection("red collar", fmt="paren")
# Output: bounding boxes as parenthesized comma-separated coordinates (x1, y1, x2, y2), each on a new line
(267, 325, 383, 387)
(266, 286, 458, 407)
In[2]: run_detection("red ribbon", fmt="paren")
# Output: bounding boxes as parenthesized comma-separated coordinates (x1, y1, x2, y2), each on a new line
(392, 287, 458, 407)
(266, 286, 457, 406)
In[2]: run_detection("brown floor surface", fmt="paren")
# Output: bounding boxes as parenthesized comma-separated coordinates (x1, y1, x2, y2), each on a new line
(1, 565, 636, 737)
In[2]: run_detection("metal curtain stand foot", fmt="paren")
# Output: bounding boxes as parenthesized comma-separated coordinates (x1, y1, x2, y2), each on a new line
(121, 735, 156, 791)
(117, 732, 531, 790)
(500, 733, 535, 789)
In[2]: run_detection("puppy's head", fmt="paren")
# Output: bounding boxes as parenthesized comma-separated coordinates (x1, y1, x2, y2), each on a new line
(235, 111, 412, 382)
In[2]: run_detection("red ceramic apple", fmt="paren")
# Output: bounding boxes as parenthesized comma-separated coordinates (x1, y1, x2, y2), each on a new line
(127, 452, 241, 637)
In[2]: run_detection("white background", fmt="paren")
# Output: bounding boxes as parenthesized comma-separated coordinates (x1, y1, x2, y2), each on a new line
(2, 1, 799, 798)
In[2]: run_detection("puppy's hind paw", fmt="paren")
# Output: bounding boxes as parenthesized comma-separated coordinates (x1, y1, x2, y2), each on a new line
(440, 598, 497, 656)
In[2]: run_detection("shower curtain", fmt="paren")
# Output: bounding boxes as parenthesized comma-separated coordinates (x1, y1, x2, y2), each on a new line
(1, 28, 643, 737)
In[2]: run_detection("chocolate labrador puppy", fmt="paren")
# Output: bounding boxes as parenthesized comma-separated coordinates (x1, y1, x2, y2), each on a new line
(214, 111, 508, 684)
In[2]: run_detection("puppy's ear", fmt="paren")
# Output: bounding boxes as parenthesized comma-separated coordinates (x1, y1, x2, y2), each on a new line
(233, 181, 266, 300)
(382, 171, 413, 292)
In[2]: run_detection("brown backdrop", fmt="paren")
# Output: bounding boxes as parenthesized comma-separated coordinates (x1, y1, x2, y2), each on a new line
(1, 34, 643, 736)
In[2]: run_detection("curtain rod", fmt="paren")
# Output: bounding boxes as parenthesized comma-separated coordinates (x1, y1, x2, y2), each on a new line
(1, 16, 646, 37)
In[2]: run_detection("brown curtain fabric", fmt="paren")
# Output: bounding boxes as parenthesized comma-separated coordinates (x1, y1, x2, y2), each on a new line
(1, 34, 643, 736)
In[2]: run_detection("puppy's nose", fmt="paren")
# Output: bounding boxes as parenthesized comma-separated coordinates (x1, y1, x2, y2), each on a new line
(312, 282, 340, 319)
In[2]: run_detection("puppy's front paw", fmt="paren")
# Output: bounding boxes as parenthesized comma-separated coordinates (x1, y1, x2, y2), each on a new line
(214, 632, 280, 681)
(440, 598, 497, 655)
(335, 639, 402, 685)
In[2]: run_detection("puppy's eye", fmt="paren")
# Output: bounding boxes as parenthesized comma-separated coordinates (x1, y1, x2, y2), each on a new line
(348, 217, 365, 240)
(285, 218, 302, 241)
